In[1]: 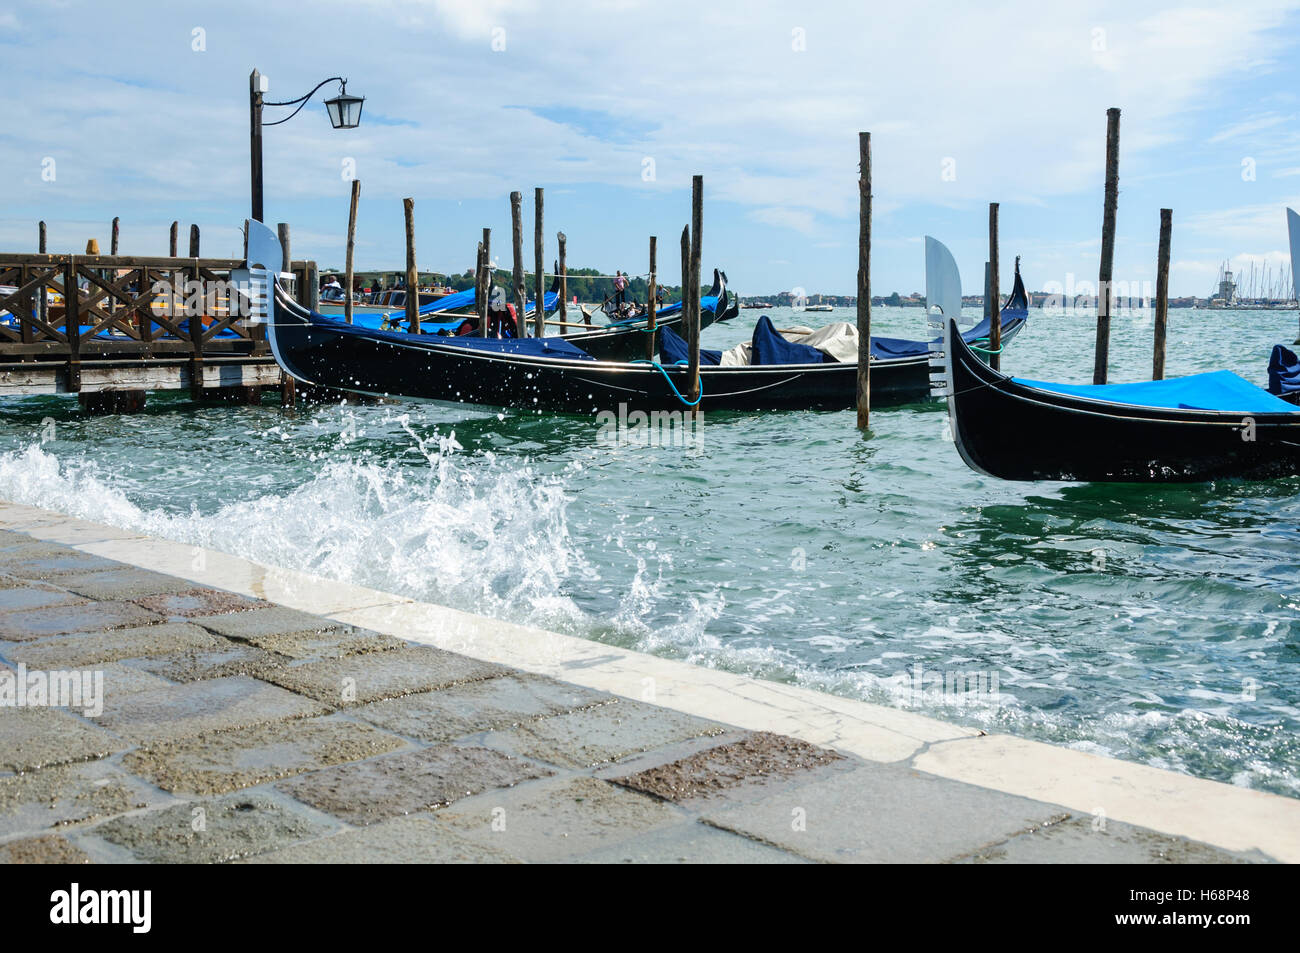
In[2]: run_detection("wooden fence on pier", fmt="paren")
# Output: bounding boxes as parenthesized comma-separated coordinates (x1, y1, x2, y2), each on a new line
(0, 253, 316, 398)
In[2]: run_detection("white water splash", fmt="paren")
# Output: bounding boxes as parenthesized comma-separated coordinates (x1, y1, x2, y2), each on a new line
(0, 437, 596, 632)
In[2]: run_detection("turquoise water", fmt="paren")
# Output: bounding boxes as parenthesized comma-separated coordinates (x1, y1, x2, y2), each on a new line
(1, 306, 1297, 796)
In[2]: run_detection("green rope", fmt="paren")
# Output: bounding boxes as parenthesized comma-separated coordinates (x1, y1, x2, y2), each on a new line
(967, 338, 1003, 355)
(630, 359, 703, 407)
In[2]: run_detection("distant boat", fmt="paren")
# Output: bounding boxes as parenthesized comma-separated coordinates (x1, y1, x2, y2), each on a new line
(802, 304, 834, 312)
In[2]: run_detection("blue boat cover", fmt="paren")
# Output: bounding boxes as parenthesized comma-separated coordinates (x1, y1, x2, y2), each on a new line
(751, 315, 824, 365)
(631, 295, 719, 322)
(1016, 369, 1299, 414)
(346, 312, 465, 334)
(872, 309, 1028, 360)
(658, 315, 823, 366)
(1268, 344, 1300, 397)
(657, 311, 1031, 366)
(660, 326, 721, 365)
(398, 289, 559, 318)
(307, 313, 594, 360)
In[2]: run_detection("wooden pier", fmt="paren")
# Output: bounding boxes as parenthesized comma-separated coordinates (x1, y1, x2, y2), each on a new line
(0, 252, 318, 407)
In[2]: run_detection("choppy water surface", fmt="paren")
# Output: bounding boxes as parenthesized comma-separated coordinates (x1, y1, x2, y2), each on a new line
(2, 306, 1298, 796)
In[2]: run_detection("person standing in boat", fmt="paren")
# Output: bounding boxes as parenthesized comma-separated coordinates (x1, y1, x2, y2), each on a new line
(613, 270, 628, 309)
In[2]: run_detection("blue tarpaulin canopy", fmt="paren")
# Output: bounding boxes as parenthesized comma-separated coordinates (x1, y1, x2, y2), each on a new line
(393, 289, 558, 319)
(642, 293, 720, 321)
(308, 313, 594, 360)
(1016, 369, 1299, 414)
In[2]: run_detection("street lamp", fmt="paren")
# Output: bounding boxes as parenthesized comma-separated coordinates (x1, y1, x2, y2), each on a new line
(248, 69, 364, 222)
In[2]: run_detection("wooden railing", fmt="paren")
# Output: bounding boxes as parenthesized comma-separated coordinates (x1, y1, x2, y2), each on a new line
(0, 253, 315, 394)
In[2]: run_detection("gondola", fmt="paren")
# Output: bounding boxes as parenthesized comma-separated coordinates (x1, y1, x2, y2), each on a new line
(933, 244, 1300, 482)
(252, 220, 1022, 414)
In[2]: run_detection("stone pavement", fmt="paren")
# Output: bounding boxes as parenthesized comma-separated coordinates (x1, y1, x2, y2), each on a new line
(0, 524, 1279, 863)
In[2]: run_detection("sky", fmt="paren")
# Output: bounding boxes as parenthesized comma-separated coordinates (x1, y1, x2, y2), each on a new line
(6, 0, 1300, 297)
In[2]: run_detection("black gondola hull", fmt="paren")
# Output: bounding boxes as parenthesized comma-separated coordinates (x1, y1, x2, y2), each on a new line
(942, 318, 1300, 482)
(268, 290, 977, 413)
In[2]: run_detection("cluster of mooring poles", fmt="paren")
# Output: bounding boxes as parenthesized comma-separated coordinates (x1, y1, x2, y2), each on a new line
(384, 176, 707, 416)
(1090, 108, 1173, 382)
(850, 107, 1174, 433)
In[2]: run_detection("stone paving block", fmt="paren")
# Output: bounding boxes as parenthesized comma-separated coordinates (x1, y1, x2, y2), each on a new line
(354, 673, 614, 743)
(278, 744, 553, 826)
(0, 581, 87, 614)
(54, 567, 198, 602)
(133, 587, 272, 619)
(574, 821, 809, 864)
(486, 698, 726, 769)
(193, 606, 403, 659)
(123, 715, 408, 795)
(263, 645, 507, 706)
(96, 662, 174, 698)
(0, 549, 120, 579)
(4, 622, 224, 669)
(0, 708, 127, 772)
(958, 815, 1261, 864)
(123, 642, 284, 683)
(700, 762, 1072, 863)
(92, 792, 338, 863)
(0, 530, 34, 549)
(0, 833, 92, 864)
(437, 776, 685, 862)
(0, 760, 171, 837)
(93, 675, 324, 745)
(0, 601, 164, 641)
(243, 815, 519, 864)
(610, 731, 844, 802)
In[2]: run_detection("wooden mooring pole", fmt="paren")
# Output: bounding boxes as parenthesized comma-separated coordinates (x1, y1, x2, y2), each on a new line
(169, 222, 178, 257)
(480, 227, 491, 336)
(856, 131, 872, 430)
(188, 224, 200, 258)
(510, 191, 525, 330)
(988, 202, 1001, 372)
(680, 224, 692, 396)
(688, 175, 703, 416)
(533, 187, 545, 338)
(345, 178, 360, 324)
(111, 217, 120, 256)
(1153, 208, 1172, 381)
(647, 236, 658, 361)
(474, 241, 486, 334)
(557, 232, 568, 329)
(1095, 107, 1121, 385)
(37, 221, 47, 328)
(403, 197, 419, 334)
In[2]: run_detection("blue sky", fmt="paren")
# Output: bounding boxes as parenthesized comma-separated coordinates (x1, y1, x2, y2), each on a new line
(6, 0, 1300, 297)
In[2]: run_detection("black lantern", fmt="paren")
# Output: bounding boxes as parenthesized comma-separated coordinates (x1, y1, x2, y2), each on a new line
(325, 83, 364, 129)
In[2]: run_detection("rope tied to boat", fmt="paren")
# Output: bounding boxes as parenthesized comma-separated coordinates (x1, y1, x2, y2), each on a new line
(967, 339, 1004, 355)
(630, 359, 704, 407)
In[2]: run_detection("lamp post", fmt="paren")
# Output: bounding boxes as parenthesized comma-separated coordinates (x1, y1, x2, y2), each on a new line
(249, 69, 364, 223)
